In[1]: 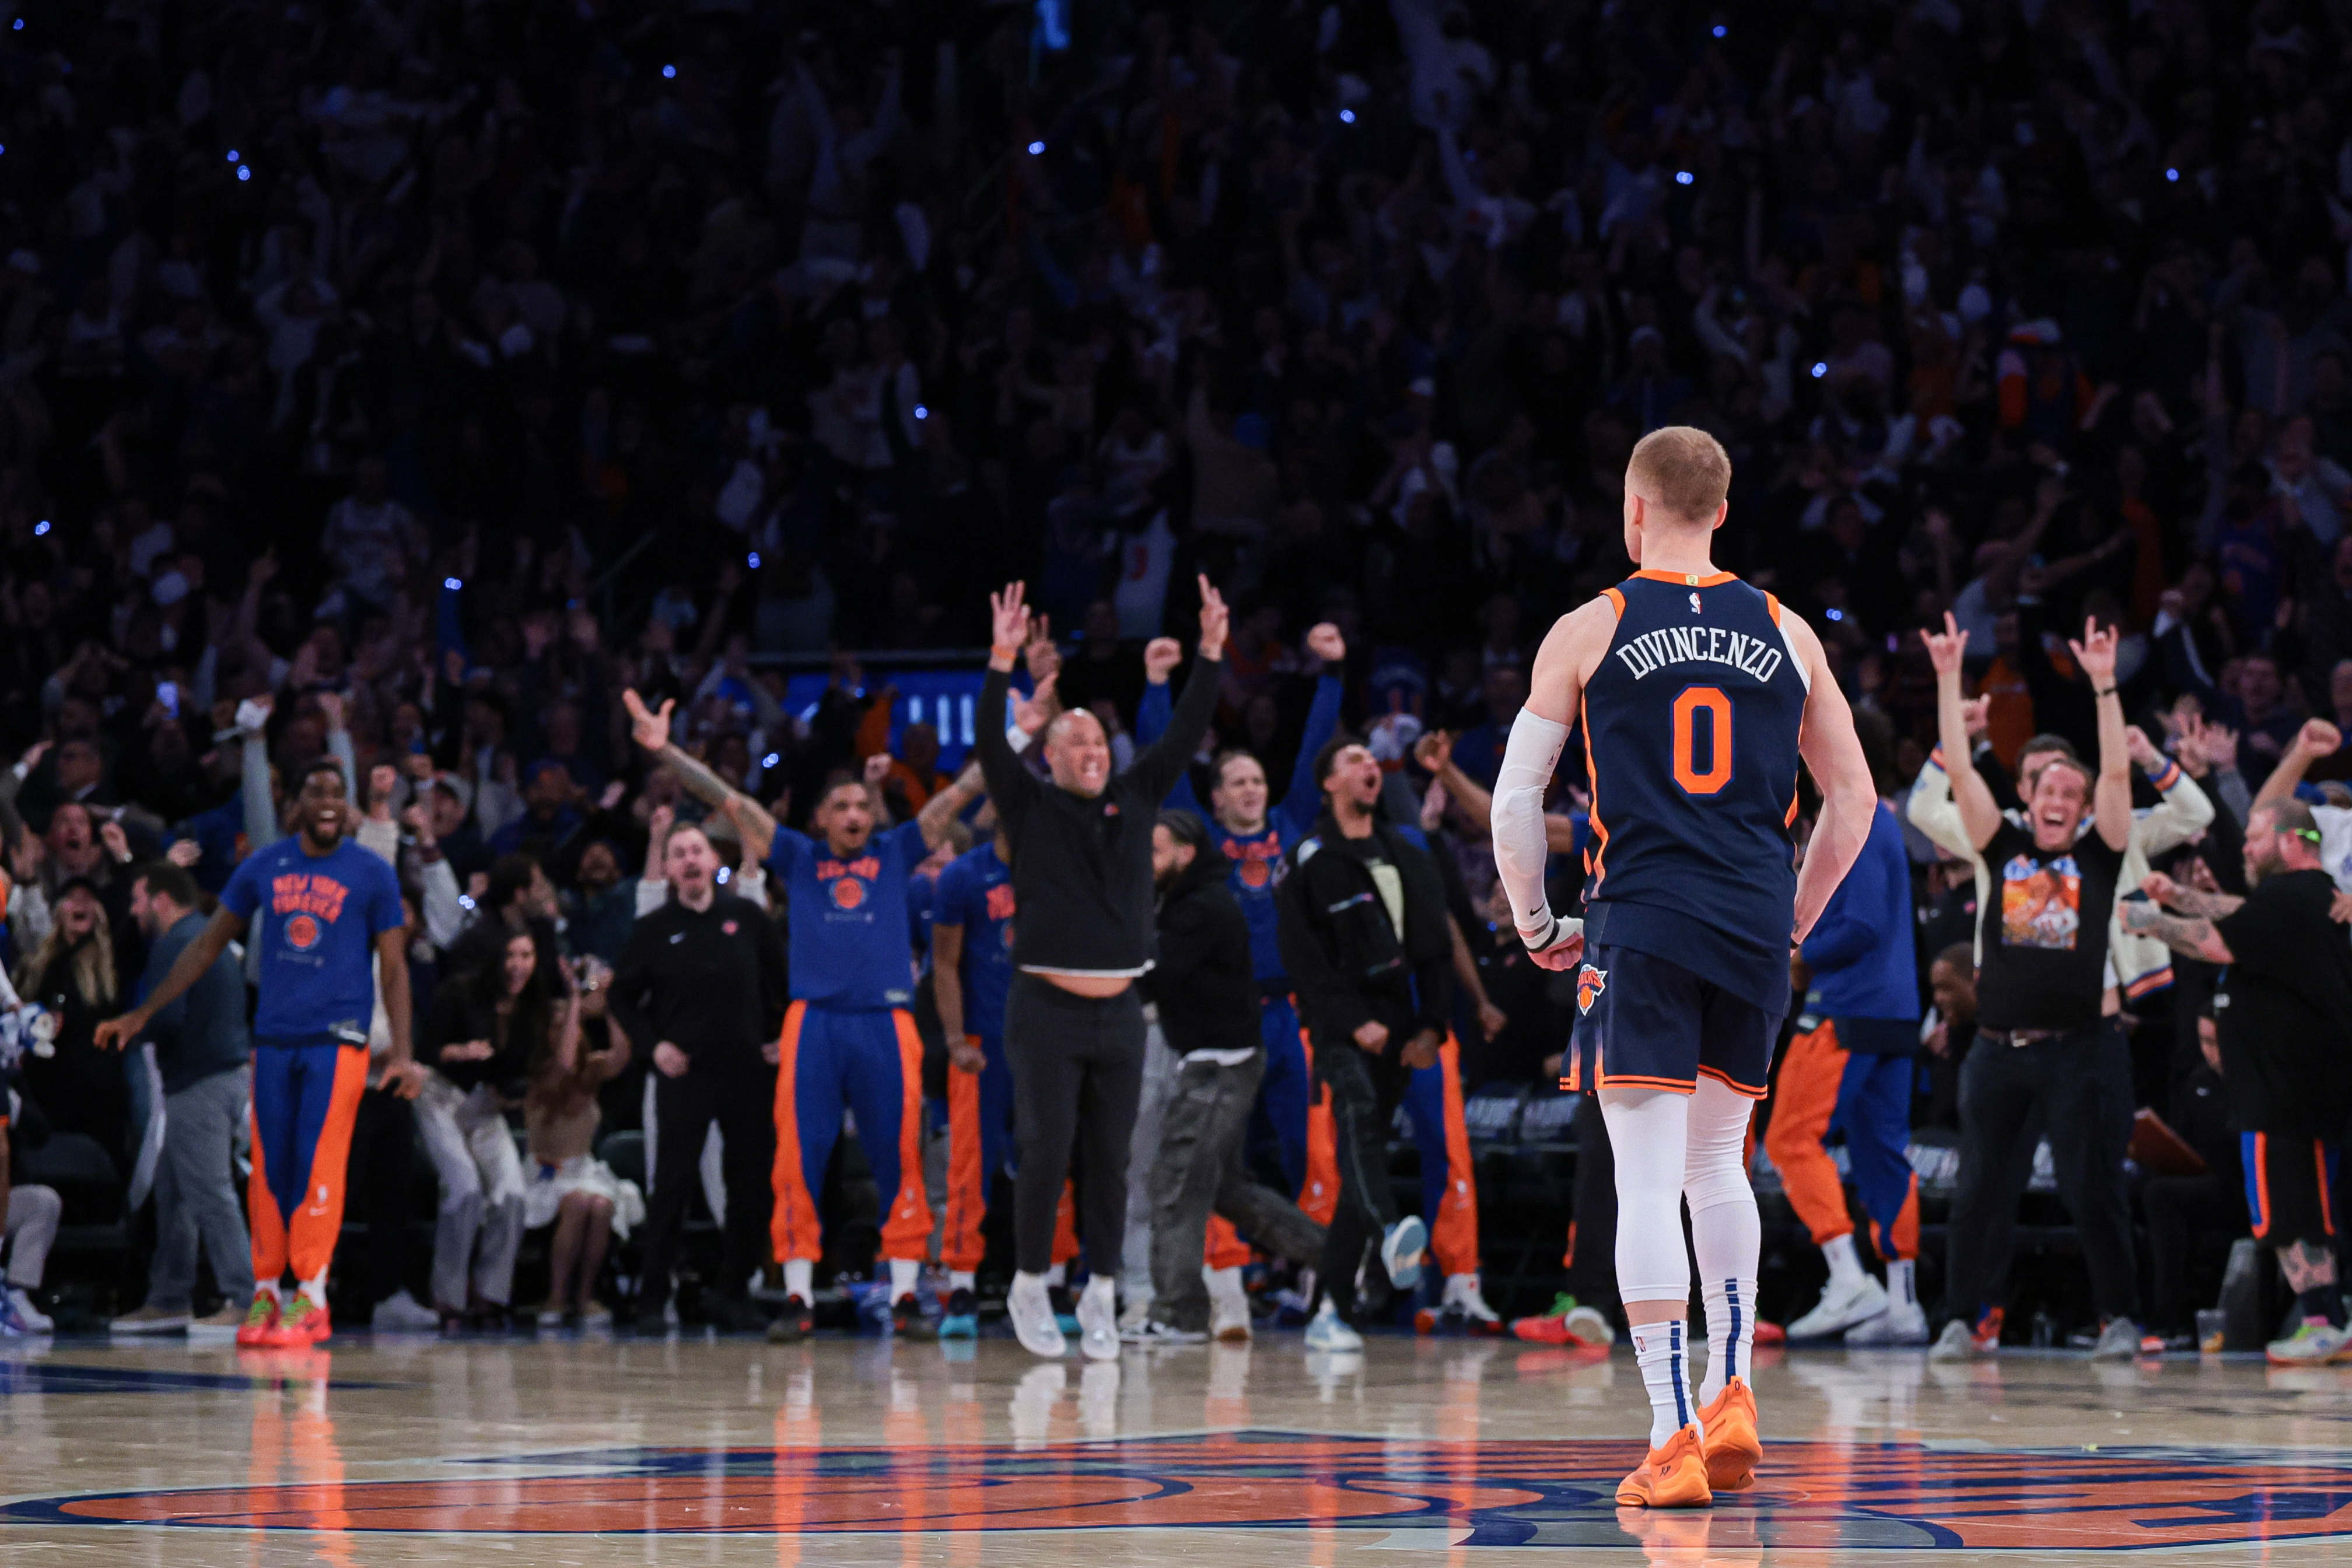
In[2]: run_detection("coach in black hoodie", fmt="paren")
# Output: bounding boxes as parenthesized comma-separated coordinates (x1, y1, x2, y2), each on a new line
(1278, 737, 1453, 1336)
(1131, 811, 1327, 1342)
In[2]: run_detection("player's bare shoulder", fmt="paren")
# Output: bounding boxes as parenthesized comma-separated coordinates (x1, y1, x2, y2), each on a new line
(1527, 594, 1624, 716)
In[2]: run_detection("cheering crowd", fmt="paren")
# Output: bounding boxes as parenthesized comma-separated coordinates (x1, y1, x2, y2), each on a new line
(4, 0, 2352, 1357)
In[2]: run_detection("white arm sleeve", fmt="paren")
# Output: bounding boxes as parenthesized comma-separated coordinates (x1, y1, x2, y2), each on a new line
(1493, 708, 1570, 944)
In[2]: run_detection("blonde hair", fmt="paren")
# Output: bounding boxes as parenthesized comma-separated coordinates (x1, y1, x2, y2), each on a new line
(1626, 426, 1732, 526)
(18, 892, 117, 1010)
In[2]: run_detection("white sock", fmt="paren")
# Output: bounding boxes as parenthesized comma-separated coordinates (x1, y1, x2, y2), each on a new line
(1886, 1258, 1916, 1310)
(258, 1279, 282, 1302)
(889, 1259, 921, 1300)
(299, 1268, 330, 1307)
(1699, 1276, 1758, 1404)
(1631, 1320, 1695, 1448)
(783, 1259, 813, 1301)
(1822, 1233, 1864, 1289)
(1044, 1263, 1067, 1289)
(948, 1270, 976, 1294)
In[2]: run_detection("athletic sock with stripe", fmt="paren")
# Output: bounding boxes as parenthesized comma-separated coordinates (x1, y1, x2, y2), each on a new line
(1699, 1275, 1758, 1405)
(1630, 1320, 1695, 1448)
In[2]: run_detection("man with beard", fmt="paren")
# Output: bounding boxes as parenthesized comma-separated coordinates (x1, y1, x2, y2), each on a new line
(2124, 796, 2352, 1364)
(1124, 810, 1326, 1344)
(96, 759, 424, 1348)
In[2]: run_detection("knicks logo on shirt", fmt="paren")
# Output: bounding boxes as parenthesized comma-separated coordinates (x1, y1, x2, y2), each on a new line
(830, 878, 867, 911)
(270, 872, 350, 924)
(1225, 838, 1283, 890)
(285, 914, 321, 951)
(985, 883, 1017, 921)
(1576, 965, 1608, 1014)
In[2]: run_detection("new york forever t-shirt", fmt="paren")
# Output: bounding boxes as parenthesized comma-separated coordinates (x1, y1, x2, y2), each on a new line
(1974, 820, 2124, 1032)
(220, 837, 405, 1043)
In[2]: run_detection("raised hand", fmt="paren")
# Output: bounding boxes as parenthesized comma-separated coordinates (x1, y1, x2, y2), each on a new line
(165, 838, 202, 869)
(2124, 724, 2161, 772)
(316, 690, 346, 733)
(2068, 616, 2119, 688)
(989, 583, 1031, 658)
(2201, 722, 2239, 774)
(1012, 671, 1059, 736)
(1960, 694, 1992, 740)
(863, 752, 894, 786)
(2297, 718, 2344, 760)
(622, 688, 674, 754)
(97, 818, 131, 864)
(1196, 575, 1230, 659)
(1919, 612, 1969, 677)
(1023, 615, 1060, 684)
(1306, 621, 1345, 664)
(1413, 729, 1454, 773)
(1142, 636, 1182, 685)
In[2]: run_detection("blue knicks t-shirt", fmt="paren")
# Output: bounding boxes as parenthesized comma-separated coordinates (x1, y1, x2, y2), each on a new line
(935, 841, 1016, 1036)
(768, 820, 927, 1010)
(220, 838, 405, 1043)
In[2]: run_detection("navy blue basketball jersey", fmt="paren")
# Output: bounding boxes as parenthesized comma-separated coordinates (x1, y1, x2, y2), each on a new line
(1578, 570, 1810, 1014)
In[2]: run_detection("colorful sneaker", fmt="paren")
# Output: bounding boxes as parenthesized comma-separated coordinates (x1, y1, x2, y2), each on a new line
(2266, 1320, 2352, 1366)
(765, 1296, 815, 1344)
(1379, 1217, 1428, 1294)
(235, 1290, 282, 1348)
(1696, 1376, 1762, 1493)
(1930, 1308, 2002, 1362)
(939, 1289, 978, 1340)
(891, 1294, 937, 1341)
(1752, 1319, 1786, 1348)
(1614, 1422, 1713, 1508)
(262, 1295, 330, 1348)
(1511, 1292, 1615, 1347)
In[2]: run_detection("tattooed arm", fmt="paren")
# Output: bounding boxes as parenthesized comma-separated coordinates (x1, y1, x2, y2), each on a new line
(914, 759, 985, 852)
(2118, 897, 2235, 964)
(622, 689, 779, 862)
(2139, 872, 2244, 923)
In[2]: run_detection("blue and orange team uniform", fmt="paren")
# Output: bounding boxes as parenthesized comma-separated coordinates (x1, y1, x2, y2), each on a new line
(931, 841, 1082, 1274)
(1566, 570, 1809, 1098)
(219, 836, 405, 1292)
(1764, 799, 1922, 1263)
(1141, 674, 1482, 1276)
(768, 820, 935, 1269)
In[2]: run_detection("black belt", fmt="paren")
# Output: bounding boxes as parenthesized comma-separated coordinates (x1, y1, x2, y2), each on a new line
(1979, 1027, 2066, 1046)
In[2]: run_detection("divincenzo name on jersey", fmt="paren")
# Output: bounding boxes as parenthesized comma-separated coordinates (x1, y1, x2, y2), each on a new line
(1611, 624, 1787, 684)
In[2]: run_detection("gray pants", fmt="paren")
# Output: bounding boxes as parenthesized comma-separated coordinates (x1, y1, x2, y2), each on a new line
(5, 1184, 61, 1286)
(1120, 1022, 1185, 1299)
(146, 1066, 255, 1311)
(1149, 1049, 1328, 1332)
(416, 1074, 525, 1308)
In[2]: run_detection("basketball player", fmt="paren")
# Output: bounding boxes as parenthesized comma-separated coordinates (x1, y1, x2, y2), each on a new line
(1491, 426, 1875, 1508)
(622, 698, 982, 1340)
(96, 759, 422, 1348)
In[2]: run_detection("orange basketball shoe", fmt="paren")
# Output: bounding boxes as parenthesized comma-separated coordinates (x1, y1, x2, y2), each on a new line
(1697, 1376, 1762, 1492)
(1615, 1422, 1714, 1508)
(262, 1294, 331, 1348)
(233, 1289, 281, 1348)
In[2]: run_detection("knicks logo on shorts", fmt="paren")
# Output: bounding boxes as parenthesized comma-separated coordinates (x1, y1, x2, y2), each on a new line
(1576, 965, 1608, 1014)
(284, 914, 321, 951)
(830, 878, 867, 911)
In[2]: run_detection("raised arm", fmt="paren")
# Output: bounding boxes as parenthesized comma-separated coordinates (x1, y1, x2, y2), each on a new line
(1494, 597, 1617, 969)
(2255, 718, 2343, 813)
(978, 584, 1047, 824)
(1274, 625, 1349, 830)
(1924, 614, 2002, 849)
(2070, 618, 2133, 852)
(93, 908, 245, 1049)
(1787, 610, 1877, 943)
(622, 688, 779, 861)
(1129, 576, 1228, 802)
(914, 758, 986, 850)
(2118, 873, 2236, 964)
(1417, 729, 1580, 850)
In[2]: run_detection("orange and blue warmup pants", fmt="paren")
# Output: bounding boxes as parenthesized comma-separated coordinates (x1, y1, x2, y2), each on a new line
(939, 1031, 1079, 1274)
(772, 1002, 933, 1265)
(249, 1040, 370, 1287)
(1764, 1019, 1920, 1262)
(1287, 1029, 1478, 1276)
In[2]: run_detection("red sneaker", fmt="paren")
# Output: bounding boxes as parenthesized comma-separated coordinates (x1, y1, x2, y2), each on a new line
(262, 1296, 331, 1348)
(233, 1290, 281, 1348)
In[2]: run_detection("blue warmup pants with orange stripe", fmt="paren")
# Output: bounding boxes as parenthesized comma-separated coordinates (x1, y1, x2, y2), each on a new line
(249, 1040, 370, 1287)
(1764, 1020, 1920, 1262)
(772, 1003, 933, 1266)
(2242, 1132, 2340, 1249)
(939, 1032, 1079, 1274)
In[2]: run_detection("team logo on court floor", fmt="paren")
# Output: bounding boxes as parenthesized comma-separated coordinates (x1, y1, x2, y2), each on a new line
(13, 1430, 2352, 1549)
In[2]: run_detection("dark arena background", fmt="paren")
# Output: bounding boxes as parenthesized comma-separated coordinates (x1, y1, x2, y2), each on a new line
(2, 0, 2351, 1562)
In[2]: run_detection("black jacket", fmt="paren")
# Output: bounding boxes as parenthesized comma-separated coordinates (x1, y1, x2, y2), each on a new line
(977, 652, 1221, 975)
(1276, 811, 1453, 1048)
(1141, 846, 1259, 1058)
(608, 891, 789, 1076)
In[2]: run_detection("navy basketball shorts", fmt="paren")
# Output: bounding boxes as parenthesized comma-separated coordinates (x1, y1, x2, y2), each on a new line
(1564, 943, 1774, 1100)
(2242, 1132, 2340, 1250)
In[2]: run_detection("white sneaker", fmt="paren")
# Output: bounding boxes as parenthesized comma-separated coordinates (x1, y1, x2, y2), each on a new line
(1787, 1273, 1889, 1340)
(1122, 1318, 1209, 1345)
(1563, 1304, 1617, 1348)
(1117, 1289, 1156, 1334)
(372, 1290, 440, 1332)
(2266, 1320, 2352, 1366)
(1206, 1265, 1252, 1343)
(1305, 1298, 1363, 1353)
(2088, 1317, 2142, 1362)
(4, 1286, 54, 1334)
(1845, 1301, 1931, 1346)
(1008, 1272, 1068, 1358)
(1442, 1272, 1503, 1332)
(1380, 1216, 1428, 1294)
(1929, 1318, 1994, 1362)
(1076, 1276, 1120, 1362)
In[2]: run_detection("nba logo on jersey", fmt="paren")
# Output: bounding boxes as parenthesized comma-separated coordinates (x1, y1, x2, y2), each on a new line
(1689, 592, 1702, 614)
(1576, 964, 1608, 1013)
